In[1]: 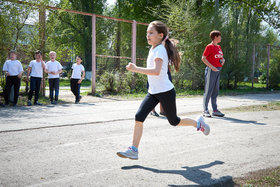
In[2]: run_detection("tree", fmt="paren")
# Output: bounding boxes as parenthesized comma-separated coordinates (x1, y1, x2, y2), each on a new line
(46, 0, 106, 71)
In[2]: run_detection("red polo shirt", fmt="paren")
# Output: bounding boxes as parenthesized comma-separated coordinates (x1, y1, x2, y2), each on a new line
(203, 43, 223, 67)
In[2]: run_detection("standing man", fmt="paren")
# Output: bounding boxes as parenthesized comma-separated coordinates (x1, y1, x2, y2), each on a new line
(201, 30, 225, 117)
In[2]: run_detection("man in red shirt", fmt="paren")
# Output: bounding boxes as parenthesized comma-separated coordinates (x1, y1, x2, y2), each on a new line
(201, 30, 225, 117)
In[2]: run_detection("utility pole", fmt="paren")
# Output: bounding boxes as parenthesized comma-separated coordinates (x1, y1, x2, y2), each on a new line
(39, 4, 46, 96)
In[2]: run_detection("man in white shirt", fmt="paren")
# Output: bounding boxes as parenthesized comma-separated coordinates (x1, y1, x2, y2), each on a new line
(45, 51, 62, 104)
(2, 50, 23, 106)
(27, 50, 46, 106)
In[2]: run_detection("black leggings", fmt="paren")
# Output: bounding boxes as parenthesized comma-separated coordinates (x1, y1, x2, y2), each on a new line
(135, 88, 181, 126)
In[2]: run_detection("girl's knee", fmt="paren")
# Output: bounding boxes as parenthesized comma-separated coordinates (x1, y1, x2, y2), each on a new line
(168, 117, 180, 126)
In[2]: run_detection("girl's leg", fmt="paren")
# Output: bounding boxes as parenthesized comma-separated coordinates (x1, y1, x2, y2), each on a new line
(177, 118, 196, 127)
(132, 121, 143, 148)
(158, 89, 209, 134)
(117, 93, 158, 159)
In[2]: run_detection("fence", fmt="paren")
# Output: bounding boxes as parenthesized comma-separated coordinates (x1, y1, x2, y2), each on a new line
(1, 1, 279, 96)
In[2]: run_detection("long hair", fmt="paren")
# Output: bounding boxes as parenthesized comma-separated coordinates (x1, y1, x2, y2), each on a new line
(149, 21, 180, 72)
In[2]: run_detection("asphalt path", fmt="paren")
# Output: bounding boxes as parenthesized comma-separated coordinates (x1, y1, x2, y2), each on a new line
(0, 93, 279, 186)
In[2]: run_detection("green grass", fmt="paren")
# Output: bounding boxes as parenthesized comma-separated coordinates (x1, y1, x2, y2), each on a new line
(59, 79, 92, 87)
(19, 78, 92, 87)
(234, 166, 280, 186)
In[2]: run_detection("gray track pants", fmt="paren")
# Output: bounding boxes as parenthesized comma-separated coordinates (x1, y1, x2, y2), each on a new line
(203, 66, 222, 112)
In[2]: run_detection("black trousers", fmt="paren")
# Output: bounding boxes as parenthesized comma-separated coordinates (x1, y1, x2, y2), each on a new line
(4, 76, 21, 105)
(48, 78, 59, 101)
(70, 78, 81, 101)
(28, 77, 42, 102)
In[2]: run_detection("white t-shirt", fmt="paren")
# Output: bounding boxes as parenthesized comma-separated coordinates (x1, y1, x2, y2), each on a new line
(45, 60, 62, 79)
(71, 63, 85, 79)
(147, 44, 174, 94)
(2, 60, 23, 76)
(29, 60, 45, 78)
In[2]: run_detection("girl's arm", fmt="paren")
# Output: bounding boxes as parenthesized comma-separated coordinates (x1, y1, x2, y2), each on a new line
(201, 56, 219, 72)
(126, 58, 163, 76)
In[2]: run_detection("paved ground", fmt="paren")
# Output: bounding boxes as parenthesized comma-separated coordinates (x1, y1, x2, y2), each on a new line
(0, 93, 280, 186)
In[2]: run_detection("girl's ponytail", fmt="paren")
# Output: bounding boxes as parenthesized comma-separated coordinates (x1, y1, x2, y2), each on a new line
(165, 39, 180, 72)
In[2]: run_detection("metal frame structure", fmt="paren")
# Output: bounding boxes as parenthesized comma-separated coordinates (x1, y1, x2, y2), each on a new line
(7, 0, 149, 94)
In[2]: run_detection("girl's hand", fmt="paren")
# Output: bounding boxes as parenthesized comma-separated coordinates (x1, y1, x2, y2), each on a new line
(78, 79, 82, 84)
(6, 72, 10, 76)
(126, 62, 136, 72)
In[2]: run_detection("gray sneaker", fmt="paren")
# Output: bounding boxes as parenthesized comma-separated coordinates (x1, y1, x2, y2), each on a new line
(117, 146, 138, 160)
(203, 110, 211, 118)
(212, 110, 225, 117)
(196, 116, 210, 135)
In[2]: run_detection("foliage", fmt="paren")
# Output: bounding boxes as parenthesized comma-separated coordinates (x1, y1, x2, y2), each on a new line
(1, 0, 280, 95)
(98, 70, 147, 94)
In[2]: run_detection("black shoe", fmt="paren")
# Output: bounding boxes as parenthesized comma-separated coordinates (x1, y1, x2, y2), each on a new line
(212, 110, 225, 117)
(34, 101, 42, 106)
(150, 111, 159, 117)
(27, 100, 32, 106)
(53, 101, 58, 105)
(79, 96, 82, 102)
(159, 112, 166, 116)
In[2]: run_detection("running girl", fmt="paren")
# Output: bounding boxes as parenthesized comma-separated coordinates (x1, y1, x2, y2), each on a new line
(117, 21, 210, 160)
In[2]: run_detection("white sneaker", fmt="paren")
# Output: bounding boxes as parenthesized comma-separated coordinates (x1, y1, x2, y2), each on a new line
(196, 116, 210, 135)
(117, 146, 138, 160)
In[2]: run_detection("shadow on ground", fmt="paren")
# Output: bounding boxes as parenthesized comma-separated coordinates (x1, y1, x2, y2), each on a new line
(213, 116, 266, 125)
(122, 160, 234, 186)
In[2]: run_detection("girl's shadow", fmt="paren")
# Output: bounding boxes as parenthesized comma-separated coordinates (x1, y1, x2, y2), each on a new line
(122, 160, 234, 186)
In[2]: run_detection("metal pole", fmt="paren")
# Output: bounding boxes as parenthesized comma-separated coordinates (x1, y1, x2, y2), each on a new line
(266, 45, 270, 88)
(132, 20, 137, 64)
(39, 5, 46, 97)
(251, 44, 255, 88)
(91, 14, 96, 94)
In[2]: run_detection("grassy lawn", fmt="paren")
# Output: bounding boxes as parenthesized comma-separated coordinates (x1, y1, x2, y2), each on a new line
(233, 166, 280, 186)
